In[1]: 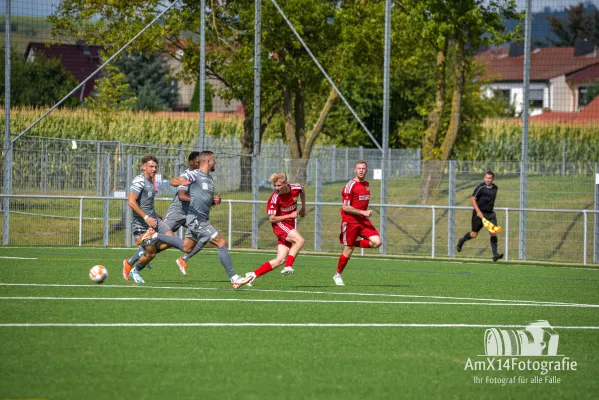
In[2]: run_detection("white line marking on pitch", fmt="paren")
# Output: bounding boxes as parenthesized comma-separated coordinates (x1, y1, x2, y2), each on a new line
(0, 296, 597, 308)
(0, 322, 598, 329)
(0, 256, 38, 260)
(0, 282, 590, 307)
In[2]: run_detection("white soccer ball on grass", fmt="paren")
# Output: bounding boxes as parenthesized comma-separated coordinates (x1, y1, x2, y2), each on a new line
(89, 265, 108, 284)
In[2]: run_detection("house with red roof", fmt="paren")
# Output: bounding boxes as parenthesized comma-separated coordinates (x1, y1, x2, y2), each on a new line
(25, 42, 103, 101)
(476, 41, 599, 116)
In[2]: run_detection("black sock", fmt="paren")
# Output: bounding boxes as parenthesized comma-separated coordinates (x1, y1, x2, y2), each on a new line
(490, 236, 498, 256)
(462, 233, 473, 242)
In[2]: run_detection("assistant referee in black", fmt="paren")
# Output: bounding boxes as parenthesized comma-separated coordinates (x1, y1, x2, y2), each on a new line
(456, 171, 503, 262)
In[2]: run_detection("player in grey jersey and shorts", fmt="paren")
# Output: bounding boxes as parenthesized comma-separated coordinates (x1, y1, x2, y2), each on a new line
(122, 155, 173, 284)
(137, 151, 252, 289)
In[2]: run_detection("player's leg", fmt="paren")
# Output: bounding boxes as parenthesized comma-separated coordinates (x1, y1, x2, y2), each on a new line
(280, 229, 304, 275)
(149, 220, 185, 252)
(123, 227, 151, 280)
(129, 243, 158, 284)
(357, 222, 381, 249)
(457, 212, 481, 252)
(335, 222, 359, 286)
(202, 225, 248, 288)
(486, 212, 503, 261)
(247, 244, 290, 283)
(179, 239, 205, 264)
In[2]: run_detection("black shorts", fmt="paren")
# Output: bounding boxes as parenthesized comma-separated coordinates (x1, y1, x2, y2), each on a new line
(472, 211, 497, 233)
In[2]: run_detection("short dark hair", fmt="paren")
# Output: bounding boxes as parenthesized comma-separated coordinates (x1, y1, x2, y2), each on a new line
(199, 151, 214, 163)
(142, 155, 158, 165)
(188, 151, 200, 162)
(485, 171, 495, 178)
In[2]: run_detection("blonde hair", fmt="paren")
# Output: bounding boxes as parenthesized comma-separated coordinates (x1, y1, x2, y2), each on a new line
(269, 172, 287, 184)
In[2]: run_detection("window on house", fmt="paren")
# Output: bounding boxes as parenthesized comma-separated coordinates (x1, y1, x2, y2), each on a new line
(579, 86, 588, 109)
(529, 89, 544, 109)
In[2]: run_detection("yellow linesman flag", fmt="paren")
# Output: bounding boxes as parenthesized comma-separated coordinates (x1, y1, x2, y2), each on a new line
(482, 217, 502, 233)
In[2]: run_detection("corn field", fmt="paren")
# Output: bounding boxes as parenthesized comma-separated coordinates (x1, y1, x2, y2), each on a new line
(453, 119, 599, 163)
(1, 107, 244, 145)
(2, 109, 599, 162)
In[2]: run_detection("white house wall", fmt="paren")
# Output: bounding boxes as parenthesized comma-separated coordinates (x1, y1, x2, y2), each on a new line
(166, 53, 242, 112)
(549, 75, 574, 112)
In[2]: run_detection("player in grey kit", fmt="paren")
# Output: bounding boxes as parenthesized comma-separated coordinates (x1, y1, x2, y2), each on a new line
(122, 155, 172, 283)
(138, 151, 252, 289)
(162, 151, 205, 275)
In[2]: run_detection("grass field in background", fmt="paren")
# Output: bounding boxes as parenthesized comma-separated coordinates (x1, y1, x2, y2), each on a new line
(2, 171, 596, 264)
(0, 247, 598, 399)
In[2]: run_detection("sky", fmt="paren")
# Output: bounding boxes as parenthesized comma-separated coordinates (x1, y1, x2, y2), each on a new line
(0, 0, 597, 17)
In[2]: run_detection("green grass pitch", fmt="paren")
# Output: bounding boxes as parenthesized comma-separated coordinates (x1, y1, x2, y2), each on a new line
(0, 247, 598, 399)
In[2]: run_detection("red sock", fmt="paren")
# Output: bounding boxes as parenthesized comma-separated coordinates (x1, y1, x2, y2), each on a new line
(255, 261, 273, 277)
(337, 254, 349, 274)
(285, 255, 295, 268)
(359, 239, 371, 248)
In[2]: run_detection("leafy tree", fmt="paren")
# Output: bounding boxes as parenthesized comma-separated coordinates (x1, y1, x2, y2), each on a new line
(0, 47, 79, 107)
(113, 51, 179, 111)
(398, 0, 521, 203)
(85, 65, 136, 136)
(546, 3, 599, 46)
(49, 0, 521, 191)
(49, 0, 385, 187)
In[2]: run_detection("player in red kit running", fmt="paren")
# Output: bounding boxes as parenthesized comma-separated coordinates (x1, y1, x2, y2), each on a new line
(334, 160, 382, 286)
(244, 172, 306, 285)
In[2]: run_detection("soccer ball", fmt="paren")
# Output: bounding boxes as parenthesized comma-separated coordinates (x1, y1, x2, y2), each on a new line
(89, 265, 108, 284)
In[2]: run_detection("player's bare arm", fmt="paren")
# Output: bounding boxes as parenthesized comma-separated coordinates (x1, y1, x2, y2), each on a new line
(269, 211, 298, 223)
(178, 189, 191, 202)
(299, 190, 306, 218)
(342, 205, 372, 218)
(212, 192, 222, 206)
(170, 176, 190, 187)
(128, 192, 157, 228)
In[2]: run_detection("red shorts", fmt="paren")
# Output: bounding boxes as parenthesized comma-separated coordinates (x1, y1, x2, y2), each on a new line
(339, 220, 379, 247)
(272, 220, 296, 248)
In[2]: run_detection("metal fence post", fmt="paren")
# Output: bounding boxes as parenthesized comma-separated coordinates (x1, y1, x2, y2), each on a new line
(561, 139, 566, 176)
(519, 161, 528, 260)
(251, 0, 262, 250)
(314, 159, 322, 251)
(505, 209, 509, 262)
(228, 200, 233, 251)
(331, 145, 336, 183)
(79, 197, 84, 247)
(431, 206, 436, 258)
(345, 147, 349, 181)
(96, 142, 101, 195)
(41, 140, 48, 195)
(448, 160, 456, 257)
(2, 0, 12, 246)
(125, 153, 132, 247)
(594, 163, 599, 264)
(583, 210, 588, 266)
(103, 153, 110, 247)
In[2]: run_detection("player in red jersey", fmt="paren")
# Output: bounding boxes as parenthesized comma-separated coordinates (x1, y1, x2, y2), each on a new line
(244, 172, 306, 285)
(334, 160, 382, 286)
